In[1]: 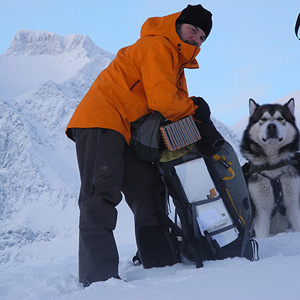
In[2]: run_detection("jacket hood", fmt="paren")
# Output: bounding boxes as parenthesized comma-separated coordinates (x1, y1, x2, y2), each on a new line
(140, 12, 200, 65)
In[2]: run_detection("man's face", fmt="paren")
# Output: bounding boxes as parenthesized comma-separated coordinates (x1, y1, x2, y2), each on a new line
(177, 23, 206, 47)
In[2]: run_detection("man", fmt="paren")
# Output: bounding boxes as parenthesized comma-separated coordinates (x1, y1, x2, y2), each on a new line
(66, 4, 213, 286)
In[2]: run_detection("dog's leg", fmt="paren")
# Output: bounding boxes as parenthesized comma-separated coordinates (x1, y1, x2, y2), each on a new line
(282, 179, 300, 232)
(285, 204, 300, 232)
(249, 179, 273, 238)
(254, 210, 271, 238)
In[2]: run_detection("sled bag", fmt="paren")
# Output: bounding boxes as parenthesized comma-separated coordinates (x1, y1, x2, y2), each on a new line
(174, 157, 239, 247)
(159, 141, 257, 265)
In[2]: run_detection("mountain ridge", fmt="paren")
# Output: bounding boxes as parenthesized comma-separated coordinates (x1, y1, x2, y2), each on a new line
(0, 29, 115, 98)
(4, 29, 115, 59)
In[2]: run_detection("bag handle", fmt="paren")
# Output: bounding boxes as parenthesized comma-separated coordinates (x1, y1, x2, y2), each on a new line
(296, 13, 300, 40)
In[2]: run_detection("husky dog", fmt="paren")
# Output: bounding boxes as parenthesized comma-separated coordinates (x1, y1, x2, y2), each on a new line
(241, 98, 300, 238)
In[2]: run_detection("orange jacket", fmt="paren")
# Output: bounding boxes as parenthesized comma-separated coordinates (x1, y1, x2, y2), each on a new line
(66, 12, 200, 144)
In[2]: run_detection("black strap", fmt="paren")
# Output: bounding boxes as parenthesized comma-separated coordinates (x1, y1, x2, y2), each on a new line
(241, 213, 251, 258)
(296, 13, 300, 40)
(270, 178, 286, 218)
(259, 174, 286, 218)
(250, 238, 260, 261)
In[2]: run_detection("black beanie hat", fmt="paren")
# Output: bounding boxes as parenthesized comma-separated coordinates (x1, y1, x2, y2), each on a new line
(176, 4, 213, 38)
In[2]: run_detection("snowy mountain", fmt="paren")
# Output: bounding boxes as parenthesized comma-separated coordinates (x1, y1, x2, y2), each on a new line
(0, 30, 115, 266)
(1, 30, 300, 300)
(5, 29, 114, 57)
(0, 29, 114, 98)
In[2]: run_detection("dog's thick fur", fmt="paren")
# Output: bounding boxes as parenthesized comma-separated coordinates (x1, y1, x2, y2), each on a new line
(241, 98, 300, 238)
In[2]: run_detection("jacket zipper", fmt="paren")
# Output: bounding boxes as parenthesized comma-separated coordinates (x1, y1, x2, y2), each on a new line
(176, 47, 198, 81)
(130, 79, 141, 91)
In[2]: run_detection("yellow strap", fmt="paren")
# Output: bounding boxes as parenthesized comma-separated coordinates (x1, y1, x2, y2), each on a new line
(212, 154, 220, 160)
(225, 188, 246, 226)
(212, 155, 235, 180)
(222, 167, 235, 180)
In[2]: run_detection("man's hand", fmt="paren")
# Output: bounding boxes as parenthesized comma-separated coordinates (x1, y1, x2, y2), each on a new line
(196, 119, 225, 157)
(192, 97, 211, 121)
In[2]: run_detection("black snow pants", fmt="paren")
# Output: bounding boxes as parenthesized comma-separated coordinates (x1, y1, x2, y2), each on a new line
(70, 128, 179, 285)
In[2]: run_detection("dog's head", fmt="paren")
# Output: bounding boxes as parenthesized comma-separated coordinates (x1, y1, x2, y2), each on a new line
(241, 98, 299, 163)
(248, 98, 297, 147)
(249, 98, 296, 147)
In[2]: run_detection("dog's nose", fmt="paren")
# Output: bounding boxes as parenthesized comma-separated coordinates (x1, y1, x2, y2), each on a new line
(267, 123, 277, 130)
(267, 123, 277, 138)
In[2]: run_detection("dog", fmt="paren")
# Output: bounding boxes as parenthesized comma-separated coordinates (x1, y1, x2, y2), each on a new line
(241, 98, 300, 238)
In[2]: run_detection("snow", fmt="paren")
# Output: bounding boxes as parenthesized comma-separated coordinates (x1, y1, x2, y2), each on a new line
(1, 30, 300, 300)
(1, 204, 300, 300)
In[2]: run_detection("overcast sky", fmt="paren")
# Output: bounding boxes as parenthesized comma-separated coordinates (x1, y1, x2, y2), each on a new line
(1, 0, 300, 126)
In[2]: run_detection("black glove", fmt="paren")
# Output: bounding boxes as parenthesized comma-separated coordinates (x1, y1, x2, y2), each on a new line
(196, 119, 225, 157)
(192, 97, 211, 121)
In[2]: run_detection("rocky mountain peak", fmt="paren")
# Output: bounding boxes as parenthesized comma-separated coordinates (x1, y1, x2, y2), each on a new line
(5, 29, 114, 59)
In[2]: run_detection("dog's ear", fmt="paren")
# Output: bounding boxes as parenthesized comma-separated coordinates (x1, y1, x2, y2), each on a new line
(249, 98, 259, 117)
(284, 98, 295, 115)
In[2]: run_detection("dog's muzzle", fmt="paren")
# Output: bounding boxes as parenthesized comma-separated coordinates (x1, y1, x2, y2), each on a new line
(262, 123, 283, 142)
(267, 123, 277, 138)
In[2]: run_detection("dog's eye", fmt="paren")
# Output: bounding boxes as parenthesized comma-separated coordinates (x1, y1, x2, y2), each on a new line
(277, 117, 284, 121)
(261, 117, 268, 122)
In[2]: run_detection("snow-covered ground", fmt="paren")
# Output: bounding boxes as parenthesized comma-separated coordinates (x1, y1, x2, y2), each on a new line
(1, 200, 300, 300)
(1, 30, 300, 300)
